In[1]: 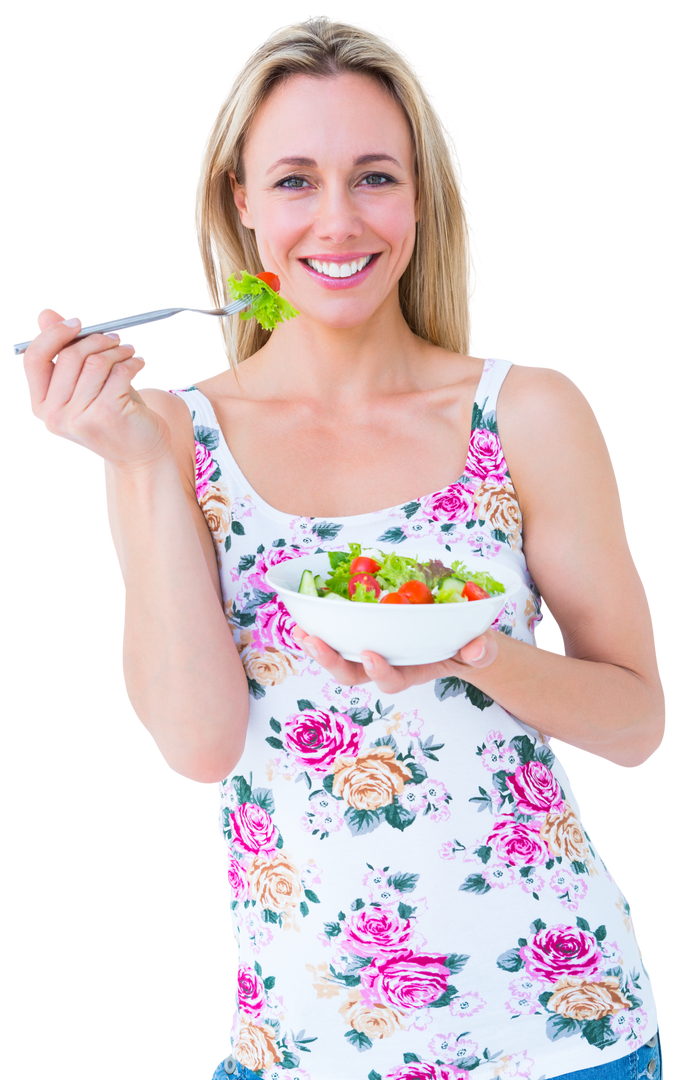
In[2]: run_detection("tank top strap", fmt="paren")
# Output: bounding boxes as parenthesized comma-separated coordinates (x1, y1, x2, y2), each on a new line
(472, 358, 513, 427)
(169, 385, 222, 434)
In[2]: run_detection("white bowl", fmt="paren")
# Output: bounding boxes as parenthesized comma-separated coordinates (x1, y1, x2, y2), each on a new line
(265, 551, 522, 666)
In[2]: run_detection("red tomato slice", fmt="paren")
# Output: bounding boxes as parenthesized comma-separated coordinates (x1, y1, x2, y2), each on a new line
(256, 271, 280, 292)
(348, 573, 381, 600)
(398, 580, 434, 604)
(461, 580, 490, 602)
(379, 592, 411, 604)
(349, 556, 382, 575)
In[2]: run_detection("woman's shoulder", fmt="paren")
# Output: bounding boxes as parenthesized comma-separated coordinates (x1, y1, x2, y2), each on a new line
(497, 363, 612, 515)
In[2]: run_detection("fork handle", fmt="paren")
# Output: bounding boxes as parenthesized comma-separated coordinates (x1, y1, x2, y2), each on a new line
(13, 308, 184, 355)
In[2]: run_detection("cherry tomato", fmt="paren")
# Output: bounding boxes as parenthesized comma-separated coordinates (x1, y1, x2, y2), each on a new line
(398, 580, 434, 604)
(461, 581, 490, 602)
(349, 556, 382, 575)
(379, 592, 411, 604)
(256, 271, 280, 292)
(348, 573, 381, 600)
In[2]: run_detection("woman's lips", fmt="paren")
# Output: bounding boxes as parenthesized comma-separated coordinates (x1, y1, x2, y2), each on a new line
(299, 253, 381, 290)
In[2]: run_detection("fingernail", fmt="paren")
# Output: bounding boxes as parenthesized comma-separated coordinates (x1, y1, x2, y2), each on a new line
(304, 642, 319, 659)
(470, 644, 486, 662)
(362, 656, 375, 671)
(62, 317, 80, 328)
(120, 343, 135, 350)
(105, 332, 120, 341)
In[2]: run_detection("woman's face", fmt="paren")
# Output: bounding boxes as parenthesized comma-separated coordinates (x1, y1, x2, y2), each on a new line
(232, 72, 418, 329)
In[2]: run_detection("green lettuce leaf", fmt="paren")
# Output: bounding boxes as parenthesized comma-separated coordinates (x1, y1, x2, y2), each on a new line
(227, 271, 299, 331)
(374, 551, 424, 592)
(351, 581, 379, 604)
(446, 561, 505, 596)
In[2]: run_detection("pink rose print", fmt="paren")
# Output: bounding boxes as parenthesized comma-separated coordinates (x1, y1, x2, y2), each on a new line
(466, 428, 507, 481)
(230, 802, 279, 855)
(228, 856, 247, 900)
(252, 594, 302, 653)
(386, 1062, 459, 1080)
(505, 760, 563, 814)
(422, 483, 475, 524)
(361, 950, 451, 1011)
(237, 964, 266, 1019)
(343, 908, 413, 957)
(486, 816, 549, 867)
(245, 546, 304, 596)
(520, 924, 602, 982)
(194, 441, 218, 499)
(284, 709, 362, 772)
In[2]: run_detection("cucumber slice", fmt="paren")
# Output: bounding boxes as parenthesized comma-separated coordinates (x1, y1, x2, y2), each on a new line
(314, 575, 327, 593)
(324, 592, 351, 602)
(438, 576, 465, 596)
(298, 569, 319, 597)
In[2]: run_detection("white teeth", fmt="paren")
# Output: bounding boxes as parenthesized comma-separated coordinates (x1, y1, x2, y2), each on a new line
(307, 255, 373, 277)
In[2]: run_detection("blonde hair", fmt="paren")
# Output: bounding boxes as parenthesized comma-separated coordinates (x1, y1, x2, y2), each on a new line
(197, 16, 469, 366)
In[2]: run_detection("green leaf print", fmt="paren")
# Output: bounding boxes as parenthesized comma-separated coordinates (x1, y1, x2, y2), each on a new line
(345, 1030, 373, 1052)
(280, 1050, 301, 1070)
(376, 526, 407, 544)
(405, 761, 428, 784)
(576, 917, 591, 932)
(265, 736, 284, 749)
(272, 538, 286, 548)
(224, 534, 232, 552)
(402, 501, 421, 519)
(469, 788, 493, 812)
(232, 776, 253, 804)
(398, 902, 416, 920)
(594, 925, 607, 942)
(538, 990, 553, 1008)
(429, 986, 457, 1008)
(269, 718, 282, 733)
(324, 921, 342, 937)
(403, 1054, 421, 1063)
(510, 734, 536, 764)
(346, 707, 374, 726)
(491, 528, 508, 544)
(299, 901, 309, 918)
(194, 425, 219, 450)
(435, 676, 494, 710)
(304, 889, 321, 904)
(534, 744, 555, 768)
(368, 1071, 383, 1080)
(312, 521, 344, 541)
(571, 860, 589, 875)
(460, 873, 492, 897)
(530, 918, 547, 934)
(384, 802, 416, 831)
(345, 808, 385, 836)
(444, 953, 470, 974)
(496, 947, 524, 972)
(247, 678, 266, 699)
(262, 908, 281, 925)
(351, 898, 366, 911)
(475, 845, 493, 864)
(237, 554, 257, 573)
(263, 975, 276, 990)
(471, 402, 485, 430)
(252, 787, 275, 812)
(322, 775, 339, 797)
(545, 1015, 581, 1042)
(232, 520, 245, 536)
(297, 699, 316, 711)
(388, 871, 420, 893)
(581, 1018, 619, 1049)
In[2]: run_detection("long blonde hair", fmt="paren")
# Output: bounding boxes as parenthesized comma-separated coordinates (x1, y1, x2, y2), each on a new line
(197, 16, 469, 366)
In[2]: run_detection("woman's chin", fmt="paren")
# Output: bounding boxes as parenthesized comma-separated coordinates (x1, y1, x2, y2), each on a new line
(290, 294, 394, 332)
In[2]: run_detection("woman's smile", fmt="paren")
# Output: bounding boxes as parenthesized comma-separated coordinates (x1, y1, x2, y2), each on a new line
(300, 252, 380, 289)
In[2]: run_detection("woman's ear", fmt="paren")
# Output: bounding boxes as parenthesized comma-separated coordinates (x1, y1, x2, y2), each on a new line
(229, 172, 255, 229)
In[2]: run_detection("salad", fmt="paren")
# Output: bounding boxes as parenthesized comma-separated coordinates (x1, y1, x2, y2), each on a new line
(297, 544, 505, 605)
(227, 270, 299, 331)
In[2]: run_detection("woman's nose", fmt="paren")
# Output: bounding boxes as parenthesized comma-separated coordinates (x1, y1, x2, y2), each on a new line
(312, 182, 363, 245)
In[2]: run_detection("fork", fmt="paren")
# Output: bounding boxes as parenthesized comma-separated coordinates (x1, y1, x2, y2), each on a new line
(13, 297, 253, 355)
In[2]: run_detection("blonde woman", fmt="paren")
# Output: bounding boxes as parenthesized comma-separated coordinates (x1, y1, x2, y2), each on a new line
(23, 18, 662, 1080)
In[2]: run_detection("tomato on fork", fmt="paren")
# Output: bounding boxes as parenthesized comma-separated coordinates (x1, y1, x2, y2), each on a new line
(256, 271, 281, 292)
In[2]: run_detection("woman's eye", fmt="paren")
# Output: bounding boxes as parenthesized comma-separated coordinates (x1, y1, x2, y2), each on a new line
(277, 175, 310, 189)
(360, 173, 395, 187)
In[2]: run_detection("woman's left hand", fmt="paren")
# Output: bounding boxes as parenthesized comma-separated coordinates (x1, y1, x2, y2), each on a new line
(291, 625, 500, 694)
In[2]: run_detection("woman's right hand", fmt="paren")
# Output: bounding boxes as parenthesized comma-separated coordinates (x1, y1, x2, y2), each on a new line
(23, 309, 170, 468)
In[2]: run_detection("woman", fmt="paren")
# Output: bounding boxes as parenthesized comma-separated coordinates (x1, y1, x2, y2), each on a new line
(23, 17, 663, 1080)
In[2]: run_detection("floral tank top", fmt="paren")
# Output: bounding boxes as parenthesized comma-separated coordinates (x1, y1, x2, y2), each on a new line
(171, 358, 656, 1080)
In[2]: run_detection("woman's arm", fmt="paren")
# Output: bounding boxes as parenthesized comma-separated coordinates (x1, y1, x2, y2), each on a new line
(107, 389, 249, 782)
(294, 367, 664, 767)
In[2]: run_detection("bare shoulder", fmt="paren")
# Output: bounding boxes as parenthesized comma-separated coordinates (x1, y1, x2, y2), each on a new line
(138, 388, 196, 484)
(496, 364, 610, 511)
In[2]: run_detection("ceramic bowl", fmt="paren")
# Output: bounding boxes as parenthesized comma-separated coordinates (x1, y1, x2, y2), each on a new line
(265, 550, 522, 666)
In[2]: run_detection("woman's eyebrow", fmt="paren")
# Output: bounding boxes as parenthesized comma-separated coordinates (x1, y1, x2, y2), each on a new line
(266, 152, 402, 175)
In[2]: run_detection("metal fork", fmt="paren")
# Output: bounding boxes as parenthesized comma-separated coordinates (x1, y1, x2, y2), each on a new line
(13, 296, 253, 355)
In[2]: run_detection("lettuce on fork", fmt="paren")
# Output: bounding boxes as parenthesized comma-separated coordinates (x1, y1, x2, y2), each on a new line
(227, 271, 299, 331)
